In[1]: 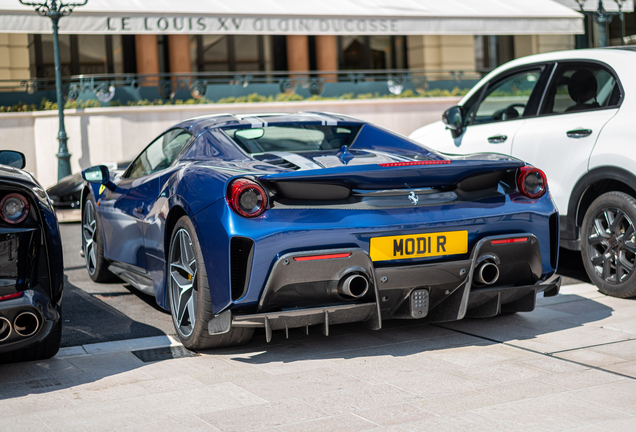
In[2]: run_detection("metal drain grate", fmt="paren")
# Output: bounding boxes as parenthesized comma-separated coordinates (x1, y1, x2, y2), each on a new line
(132, 345, 199, 362)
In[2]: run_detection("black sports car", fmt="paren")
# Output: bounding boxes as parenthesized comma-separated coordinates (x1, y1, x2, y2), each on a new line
(0, 151, 64, 363)
(47, 161, 130, 213)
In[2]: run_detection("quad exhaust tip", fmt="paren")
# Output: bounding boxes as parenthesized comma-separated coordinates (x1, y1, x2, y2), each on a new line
(13, 311, 40, 338)
(0, 317, 10, 342)
(475, 262, 500, 285)
(338, 274, 369, 298)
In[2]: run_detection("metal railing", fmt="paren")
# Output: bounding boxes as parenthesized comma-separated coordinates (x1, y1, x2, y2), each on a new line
(0, 69, 484, 108)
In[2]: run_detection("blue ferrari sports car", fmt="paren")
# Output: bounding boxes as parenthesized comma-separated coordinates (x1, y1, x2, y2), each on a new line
(81, 112, 560, 350)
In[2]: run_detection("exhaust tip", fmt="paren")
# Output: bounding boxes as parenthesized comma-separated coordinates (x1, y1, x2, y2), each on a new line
(0, 317, 10, 342)
(338, 274, 369, 298)
(13, 311, 40, 338)
(476, 262, 500, 285)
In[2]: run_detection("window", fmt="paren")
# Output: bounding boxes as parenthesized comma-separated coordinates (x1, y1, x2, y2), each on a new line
(126, 130, 192, 179)
(223, 125, 360, 154)
(474, 36, 515, 71)
(192, 35, 266, 72)
(339, 36, 408, 70)
(541, 63, 620, 115)
(29, 34, 126, 77)
(471, 70, 542, 125)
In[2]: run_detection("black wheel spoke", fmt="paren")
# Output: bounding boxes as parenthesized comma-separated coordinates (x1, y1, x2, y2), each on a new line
(591, 254, 606, 266)
(610, 210, 624, 235)
(623, 242, 636, 254)
(588, 235, 605, 246)
(616, 257, 624, 282)
(603, 257, 613, 280)
(593, 218, 610, 239)
(619, 253, 634, 273)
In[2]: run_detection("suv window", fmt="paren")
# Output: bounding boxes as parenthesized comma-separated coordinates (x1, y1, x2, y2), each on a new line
(471, 70, 543, 125)
(126, 129, 192, 179)
(541, 63, 620, 115)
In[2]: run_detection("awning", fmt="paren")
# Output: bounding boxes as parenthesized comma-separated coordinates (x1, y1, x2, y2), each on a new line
(553, 0, 634, 13)
(0, 0, 584, 35)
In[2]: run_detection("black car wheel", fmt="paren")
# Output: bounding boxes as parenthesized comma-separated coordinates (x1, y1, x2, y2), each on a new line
(168, 216, 253, 350)
(82, 195, 115, 282)
(581, 192, 636, 298)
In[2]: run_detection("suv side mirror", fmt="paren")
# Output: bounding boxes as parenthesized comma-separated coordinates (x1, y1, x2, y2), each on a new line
(0, 150, 26, 169)
(442, 106, 464, 139)
(82, 165, 110, 184)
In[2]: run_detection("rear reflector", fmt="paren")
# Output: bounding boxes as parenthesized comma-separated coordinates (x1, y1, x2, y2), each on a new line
(293, 253, 352, 262)
(491, 237, 529, 245)
(0, 292, 22, 302)
(379, 160, 451, 167)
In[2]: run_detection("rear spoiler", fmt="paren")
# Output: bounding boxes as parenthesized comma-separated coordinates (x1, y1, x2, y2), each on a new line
(258, 159, 525, 191)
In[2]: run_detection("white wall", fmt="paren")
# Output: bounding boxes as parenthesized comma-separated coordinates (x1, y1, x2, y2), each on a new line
(0, 97, 460, 188)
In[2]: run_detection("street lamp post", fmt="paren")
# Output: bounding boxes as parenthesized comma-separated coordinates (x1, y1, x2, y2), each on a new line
(19, 0, 87, 181)
(575, 0, 626, 47)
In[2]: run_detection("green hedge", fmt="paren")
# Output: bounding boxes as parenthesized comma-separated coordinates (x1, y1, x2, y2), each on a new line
(0, 87, 469, 113)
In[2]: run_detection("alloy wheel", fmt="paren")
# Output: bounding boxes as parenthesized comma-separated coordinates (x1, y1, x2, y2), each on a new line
(169, 228, 198, 338)
(82, 200, 97, 275)
(586, 207, 636, 284)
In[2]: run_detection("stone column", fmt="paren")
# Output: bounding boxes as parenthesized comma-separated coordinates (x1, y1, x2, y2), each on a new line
(135, 34, 159, 85)
(315, 35, 337, 81)
(286, 35, 309, 72)
(0, 34, 30, 81)
(168, 35, 191, 74)
(407, 35, 475, 71)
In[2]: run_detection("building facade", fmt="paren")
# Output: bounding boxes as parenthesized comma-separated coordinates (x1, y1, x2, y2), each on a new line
(1, 0, 633, 105)
(0, 1, 591, 79)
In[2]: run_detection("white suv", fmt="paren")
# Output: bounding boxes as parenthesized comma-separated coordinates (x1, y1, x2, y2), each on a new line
(410, 48, 636, 298)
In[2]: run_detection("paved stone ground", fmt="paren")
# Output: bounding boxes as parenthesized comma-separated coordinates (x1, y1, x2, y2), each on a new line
(1, 282, 636, 431)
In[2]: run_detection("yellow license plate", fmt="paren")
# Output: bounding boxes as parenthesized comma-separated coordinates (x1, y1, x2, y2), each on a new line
(370, 231, 468, 262)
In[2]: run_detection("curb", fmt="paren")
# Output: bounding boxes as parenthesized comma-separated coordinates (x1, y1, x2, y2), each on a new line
(56, 334, 181, 358)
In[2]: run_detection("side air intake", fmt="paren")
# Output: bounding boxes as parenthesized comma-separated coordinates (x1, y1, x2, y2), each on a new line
(230, 237, 254, 301)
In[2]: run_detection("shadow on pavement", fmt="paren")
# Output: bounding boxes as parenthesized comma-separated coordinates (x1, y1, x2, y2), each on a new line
(61, 275, 166, 348)
(213, 292, 614, 367)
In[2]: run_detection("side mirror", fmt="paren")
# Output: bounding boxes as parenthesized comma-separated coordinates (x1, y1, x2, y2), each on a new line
(82, 165, 110, 184)
(442, 106, 464, 139)
(0, 150, 26, 169)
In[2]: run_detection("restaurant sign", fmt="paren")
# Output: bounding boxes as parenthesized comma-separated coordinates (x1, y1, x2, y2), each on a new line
(0, 14, 583, 35)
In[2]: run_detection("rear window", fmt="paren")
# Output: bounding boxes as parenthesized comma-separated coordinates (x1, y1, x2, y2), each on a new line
(223, 125, 361, 154)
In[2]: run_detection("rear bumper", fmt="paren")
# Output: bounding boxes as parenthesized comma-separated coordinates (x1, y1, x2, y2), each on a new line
(0, 289, 60, 354)
(210, 233, 560, 340)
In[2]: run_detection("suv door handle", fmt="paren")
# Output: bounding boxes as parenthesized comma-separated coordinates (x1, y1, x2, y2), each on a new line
(566, 129, 593, 138)
(487, 135, 508, 144)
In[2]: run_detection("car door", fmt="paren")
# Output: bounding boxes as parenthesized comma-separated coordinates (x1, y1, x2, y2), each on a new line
(511, 61, 621, 215)
(449, 66, 549, 155)
(99, 129, 193, 271)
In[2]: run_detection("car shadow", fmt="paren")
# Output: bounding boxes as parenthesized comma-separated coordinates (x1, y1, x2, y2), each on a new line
(209, 291, 615, 368)
(0, 276, 170, 400)
(61, 276, 168, 348)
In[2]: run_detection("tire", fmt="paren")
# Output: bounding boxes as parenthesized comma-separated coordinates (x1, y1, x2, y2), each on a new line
(168, 216, 253, 350)
(581, 191, 636, 298)
(82, 195, 116, 282)
(0, 313, 62, 364)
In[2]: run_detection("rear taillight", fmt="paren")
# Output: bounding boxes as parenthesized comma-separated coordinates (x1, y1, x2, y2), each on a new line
(0, 193, 29, 224)
(517, 166, 547, 199)
(228, 178, 268, 218)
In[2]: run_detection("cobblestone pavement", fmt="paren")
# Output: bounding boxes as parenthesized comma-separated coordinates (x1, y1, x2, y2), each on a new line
(1, 282, 636, 431)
